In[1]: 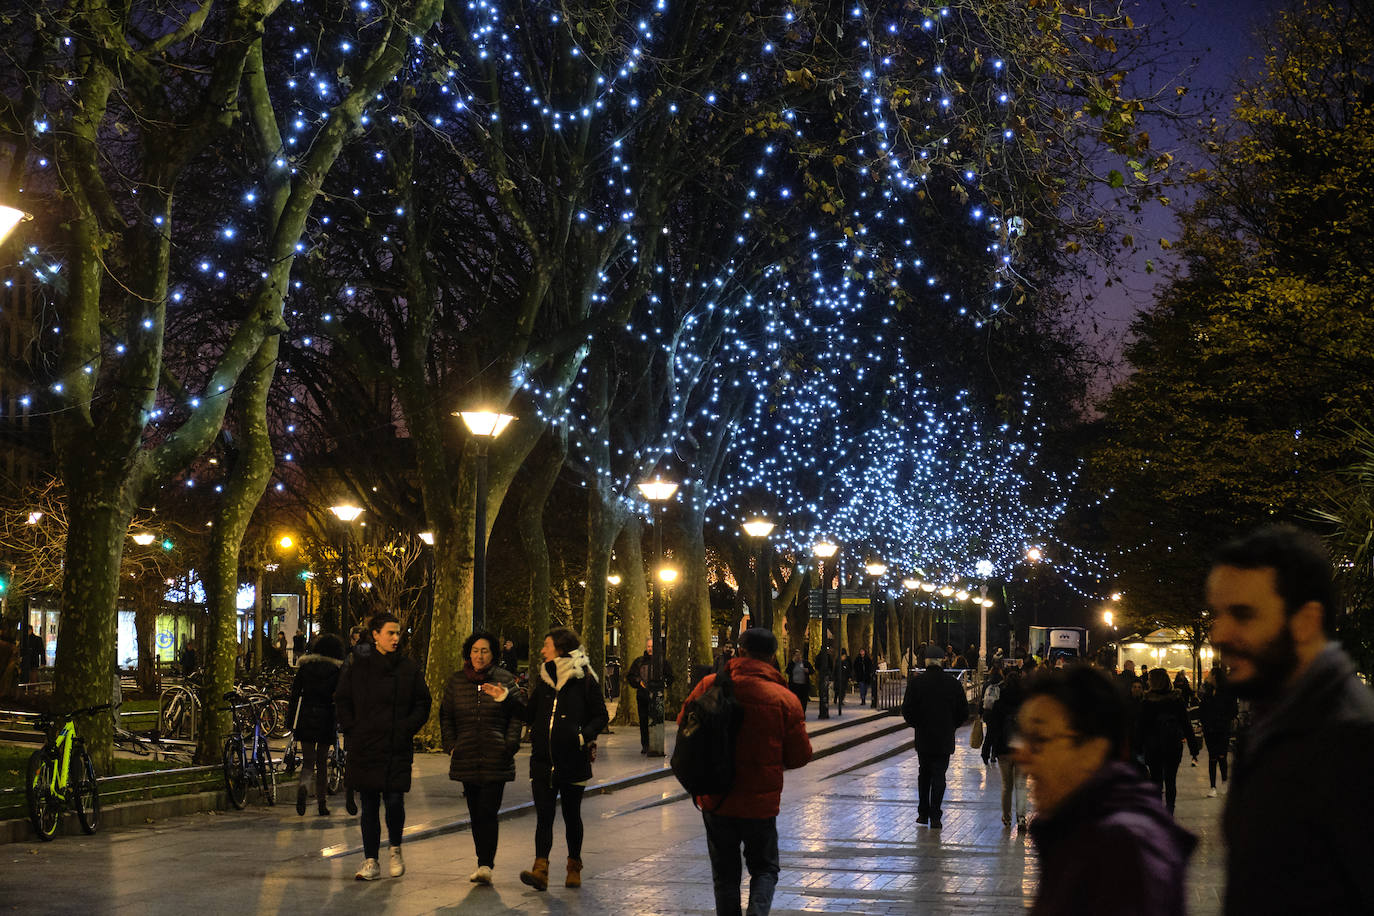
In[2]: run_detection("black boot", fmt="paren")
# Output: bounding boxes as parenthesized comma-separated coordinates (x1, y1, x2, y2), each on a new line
(346, 787, 357, 816)
(296, 785, 308, 816)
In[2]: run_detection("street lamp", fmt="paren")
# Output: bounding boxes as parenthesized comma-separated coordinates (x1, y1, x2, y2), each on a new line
(0, 204, 31, 245)
(742, 517, 775, 630)
(330, 504, 364, 633)
(637, 475, 678, 757)
(456, 409, 514, 631)
(131, 532, 156, 547)
(975, 558, 994, 681)
(813, 540, 838, 720)
(865, 561, 887, 707)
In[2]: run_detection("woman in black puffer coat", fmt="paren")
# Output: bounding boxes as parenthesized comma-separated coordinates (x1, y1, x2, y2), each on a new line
(288, 633, 346, 816)
(335, 612, 431, 881)
(440, 630, 524, 885)
(1138, 667, 1189, 814)
(517, 627, 608, 892)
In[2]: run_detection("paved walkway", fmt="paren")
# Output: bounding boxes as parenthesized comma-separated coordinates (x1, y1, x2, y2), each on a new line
(0, 704, 1228, 915)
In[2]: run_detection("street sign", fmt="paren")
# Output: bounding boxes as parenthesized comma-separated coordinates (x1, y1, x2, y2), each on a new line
(808, 588, 872, 617)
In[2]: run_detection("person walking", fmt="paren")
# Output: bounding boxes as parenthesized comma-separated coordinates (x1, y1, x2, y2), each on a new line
(678, 627, 813, 916)
(851, 647, 875, 707)
(288, 633, 345, 817)
(291, 626, 307, 666)
(519, 627, 609, 892)
(784, 649, 813, 715)
(989, 667, 1029, 828)
(901, 645, 970, 828)
(1016, 666, 1195, 914)
(440, 631, 524, 885)
(1196, 666, 1237, 798)
(979, 666, 1004, 765)
(19, 623, 43, 683)
(341, 624, 372, 817)
(1138, 667, 1188, 814)
(626, 637, 673, 754)
(498, 638, 520, 674)
(335, 612, 431, 882)
(833, 648, 851, 714)
(1206, 525, 1374, 912)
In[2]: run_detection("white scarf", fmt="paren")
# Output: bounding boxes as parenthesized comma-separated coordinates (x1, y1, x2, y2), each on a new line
(539, 647, 598, 692)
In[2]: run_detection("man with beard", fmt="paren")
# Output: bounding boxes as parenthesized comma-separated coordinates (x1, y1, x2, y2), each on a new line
(1206, 525, 1374, 913)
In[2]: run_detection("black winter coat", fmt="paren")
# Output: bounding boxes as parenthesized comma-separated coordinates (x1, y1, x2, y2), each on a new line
(1223, 644, 1374, 914)
(288, 653, 343, 743)
(335, 649, 431, 793)
(901, 665, 970, 755)
(524, 650, 609, 785)
(1138, 689, 1188, 763)
(1030, 761, 1196, 915)
(1197, 681, 1237, 737)
(440, 664, 524, 783)
(986, 677, 1024, 757)
(851, 653, 875, 683)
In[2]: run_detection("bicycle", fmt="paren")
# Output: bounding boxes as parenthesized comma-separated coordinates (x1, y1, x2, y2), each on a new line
(26, 703, 113, 841)
(282, 728, 345, 794)
(221, 691, 277, 809)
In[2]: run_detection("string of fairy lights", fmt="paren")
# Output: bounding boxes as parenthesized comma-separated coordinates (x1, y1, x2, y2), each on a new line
(1, 1, 1120, 600)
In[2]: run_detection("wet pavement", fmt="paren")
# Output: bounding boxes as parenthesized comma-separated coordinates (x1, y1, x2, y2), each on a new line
(0, 703, 1227, 914)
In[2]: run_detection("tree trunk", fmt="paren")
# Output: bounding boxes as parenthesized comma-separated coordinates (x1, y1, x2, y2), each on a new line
(611, 515, 648, 727)
(582, 489, 623, 682)
(197, 340, 277, 764)
(518, 437, 564, 674)
(133, 583, 158, 695)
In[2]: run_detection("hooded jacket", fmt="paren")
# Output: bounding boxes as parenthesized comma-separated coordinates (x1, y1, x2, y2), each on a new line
(1223, 643, 1374, 914)
(335, 648, 431, 793)
(440, 663, 524, 783)
(676, 656, 813, 819)
(288, 652, 343, 743)
(524, 649, 609, 785)
(1030, 760, 1197, 916)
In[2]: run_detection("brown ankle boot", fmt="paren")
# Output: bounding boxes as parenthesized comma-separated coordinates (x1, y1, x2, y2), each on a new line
(565, 857, 583, 888)
(519, 857, 550, 891)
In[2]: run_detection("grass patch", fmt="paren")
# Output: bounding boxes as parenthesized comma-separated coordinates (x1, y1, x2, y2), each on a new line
(0, 742, 221, 820)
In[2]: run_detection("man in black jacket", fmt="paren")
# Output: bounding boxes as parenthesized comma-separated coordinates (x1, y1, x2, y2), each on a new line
(901, 645, 969, 828)
(1207, 525, 1374, 913)
(626, 638, 673, 754)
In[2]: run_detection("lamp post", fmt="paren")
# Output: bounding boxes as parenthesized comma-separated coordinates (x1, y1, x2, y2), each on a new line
(456, 410, 515, 632)
(329, 504, 363, 633)
(813, 541, 838, 720)
(902, 578, 920, 670)
(865, 560, 887, 708)
(975, 559, 994, 684)
(637, 476, 678, 757)
(742, 518, 775, 630)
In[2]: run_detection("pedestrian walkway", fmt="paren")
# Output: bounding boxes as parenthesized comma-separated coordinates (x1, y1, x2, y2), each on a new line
(0, 711, 1227, 915)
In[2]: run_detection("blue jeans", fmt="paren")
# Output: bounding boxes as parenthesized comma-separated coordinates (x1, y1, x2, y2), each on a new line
(917, 752, 951, 822)
(702, 812, 780, 916)
(856, 680, 870, 705)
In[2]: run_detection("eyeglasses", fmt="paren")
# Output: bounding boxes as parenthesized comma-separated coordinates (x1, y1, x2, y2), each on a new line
(1011, 731, 1082, 754)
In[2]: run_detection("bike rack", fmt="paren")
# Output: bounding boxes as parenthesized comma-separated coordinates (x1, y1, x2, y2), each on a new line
(157, 690, 200, 742)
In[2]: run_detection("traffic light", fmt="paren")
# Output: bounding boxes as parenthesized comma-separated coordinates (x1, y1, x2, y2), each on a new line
(0, 568, 9, 595)
(161, 538, 174, 552)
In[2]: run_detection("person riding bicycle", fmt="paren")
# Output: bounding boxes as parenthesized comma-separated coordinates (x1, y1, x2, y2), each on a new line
(288, 633, 346, 817)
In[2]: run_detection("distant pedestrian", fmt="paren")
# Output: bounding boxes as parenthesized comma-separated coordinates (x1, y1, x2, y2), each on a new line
(178, 638, 197, 676)
(498, 638, 520, 674)
(275, 630, 288, 656)
(785, 649, 813, 714)
(851, 648, 875, 706)
(833, 648, 851, 713)
(979, 667, 1004, 766)
(714, 646, 735, 674)
(288, 633, 345, 817)
(1206, 525, 1374, 912)
(626, 637, 673, 754)
(1197, 666, 1236, 798)
(1016, 666, 1195, 914)
(678, 627, 813, 916)
(292, 626, 307, 666)
(900, 645, 970, 828)
(440, 631, 524, 885)
(1138, 667, 1189, 814)
(1117, 658, 1138, 689)
(988, 667, 1028, 828)
(519, 627, 609, 892)
(335, 612, 431, 882)
(19, 623, 42, 682)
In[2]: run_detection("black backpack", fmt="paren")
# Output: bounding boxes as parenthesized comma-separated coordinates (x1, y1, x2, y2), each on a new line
(670, 664, 745, 809)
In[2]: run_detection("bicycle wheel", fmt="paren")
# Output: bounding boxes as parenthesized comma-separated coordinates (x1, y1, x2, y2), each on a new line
(25, 750, 59, 841)
(255, 735, 276, 806)
(268, 698, 291, 739)
(222, 738, 249, 809)
(161, 689, 190, 738)
(73, 747, 102, 835)
(327, 743, 344, 795)
(257, 700, 280, 738)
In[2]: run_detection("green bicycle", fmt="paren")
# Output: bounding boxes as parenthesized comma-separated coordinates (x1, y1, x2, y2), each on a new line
(26, 703, 112, 841)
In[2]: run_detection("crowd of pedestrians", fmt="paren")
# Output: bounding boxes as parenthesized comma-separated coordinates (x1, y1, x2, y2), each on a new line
(260, 522, 1374, 915)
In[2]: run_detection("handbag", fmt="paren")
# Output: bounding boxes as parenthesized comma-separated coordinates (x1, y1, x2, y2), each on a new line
(970, 716, 984, 749)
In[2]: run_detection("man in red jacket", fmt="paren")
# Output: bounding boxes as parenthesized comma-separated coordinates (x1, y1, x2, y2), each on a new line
(678, 627, 813, 916)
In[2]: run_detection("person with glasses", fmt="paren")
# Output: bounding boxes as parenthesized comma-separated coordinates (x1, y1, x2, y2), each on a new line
(1015, 666, 1195, 915)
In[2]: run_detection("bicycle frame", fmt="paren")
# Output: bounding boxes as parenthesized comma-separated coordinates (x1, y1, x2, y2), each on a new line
(43, 719, 76, 795)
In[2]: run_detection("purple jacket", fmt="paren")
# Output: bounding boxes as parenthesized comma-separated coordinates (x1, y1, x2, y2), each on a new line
(1029, 761, 1196, 916)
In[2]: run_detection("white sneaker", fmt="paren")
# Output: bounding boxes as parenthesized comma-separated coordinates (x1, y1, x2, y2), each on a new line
(1207, 787, 1218, 797)
(355, 858, 381, 881)
(389, 847, 405, 877)
(470, 865, 493, 884)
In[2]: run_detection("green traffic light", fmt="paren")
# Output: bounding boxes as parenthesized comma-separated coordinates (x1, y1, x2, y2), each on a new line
(161, 539, 174, 551)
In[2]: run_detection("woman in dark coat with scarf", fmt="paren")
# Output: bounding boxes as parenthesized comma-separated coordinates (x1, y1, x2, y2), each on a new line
(288, 632, 346, 816)
(335, 612, 431, 882)
(440, 630, 524, 885)
(518, 627, 608, 893)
